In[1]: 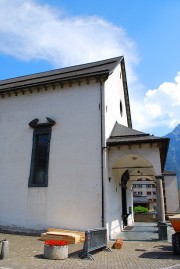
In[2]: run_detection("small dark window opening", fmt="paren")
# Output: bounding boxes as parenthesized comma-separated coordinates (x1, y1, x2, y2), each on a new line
(28, 118, 55, 187)
(120, 100, 123, 117)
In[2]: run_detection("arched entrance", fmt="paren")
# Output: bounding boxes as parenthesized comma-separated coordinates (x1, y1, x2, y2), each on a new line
(107, 150, 168, 239)
(105, 122, 170, 240)
(111, 154, 157, 228)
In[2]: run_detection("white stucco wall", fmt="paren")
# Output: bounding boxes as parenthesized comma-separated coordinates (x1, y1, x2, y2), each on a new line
(164, 174, 180, 213)
(104, 63, 128, 139)
(108, 145, 162, 177)
(0, 81, 103, 232)
(105, 170, 122, 239)
(102, 63, 130, 238)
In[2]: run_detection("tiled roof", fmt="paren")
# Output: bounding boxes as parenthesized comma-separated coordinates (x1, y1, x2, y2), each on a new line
(0, 56, 132, 128)
(108, 122, 147, 138)
(0, 56, 123, 92)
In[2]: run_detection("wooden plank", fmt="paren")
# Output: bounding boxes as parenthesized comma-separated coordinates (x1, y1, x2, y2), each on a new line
(40, 233, 80, 244)
(47, 228, 85, 242)
(46, 231, 80, 238)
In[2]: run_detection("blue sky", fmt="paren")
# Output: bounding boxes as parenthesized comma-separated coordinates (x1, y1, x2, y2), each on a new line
(0, 0, 180, 136)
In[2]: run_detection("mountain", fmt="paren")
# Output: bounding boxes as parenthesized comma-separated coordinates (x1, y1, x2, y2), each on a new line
(164, 124, 180, 189)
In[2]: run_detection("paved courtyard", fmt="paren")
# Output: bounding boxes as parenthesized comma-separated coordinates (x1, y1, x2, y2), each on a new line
(0, 231, 180, 269)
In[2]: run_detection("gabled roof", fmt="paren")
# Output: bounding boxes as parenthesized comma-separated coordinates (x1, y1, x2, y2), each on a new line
(107, 122, 169, 170)
(108, 122, 147, 138)
(0, 56, 123, 92)
(107, 122, 169, 144)
(0, 56, 132, 128)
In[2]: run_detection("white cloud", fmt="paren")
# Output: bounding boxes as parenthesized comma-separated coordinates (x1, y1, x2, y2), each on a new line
(131, 72, 180, 135)
(175, 72, 180, 83)
(0, 0, 179, 136)
(0, 0, 138, 84)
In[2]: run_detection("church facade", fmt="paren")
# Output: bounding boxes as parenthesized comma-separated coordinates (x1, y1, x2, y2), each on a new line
(0, 57, 179, 239)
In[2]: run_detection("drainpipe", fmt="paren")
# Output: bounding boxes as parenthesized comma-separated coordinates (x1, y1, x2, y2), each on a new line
(99, 77, 105, 227)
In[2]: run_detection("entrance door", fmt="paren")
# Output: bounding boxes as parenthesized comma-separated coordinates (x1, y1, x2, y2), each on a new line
(121, 170, 129, 227)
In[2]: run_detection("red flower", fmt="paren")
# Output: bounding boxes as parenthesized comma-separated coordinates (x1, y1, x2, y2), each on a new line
(44, 240, 69, 246)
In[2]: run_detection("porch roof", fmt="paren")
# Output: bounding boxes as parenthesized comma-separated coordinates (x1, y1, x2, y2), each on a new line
(107, 122, 169, 170)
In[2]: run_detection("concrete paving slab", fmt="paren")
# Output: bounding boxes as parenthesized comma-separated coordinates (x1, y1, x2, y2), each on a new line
(0, 231, 180, 269)
(116, 222, 159, 241)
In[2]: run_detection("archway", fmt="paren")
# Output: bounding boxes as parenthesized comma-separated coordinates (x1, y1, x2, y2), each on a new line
(106, 122, 169, 239)
(110, 154, 156, 228)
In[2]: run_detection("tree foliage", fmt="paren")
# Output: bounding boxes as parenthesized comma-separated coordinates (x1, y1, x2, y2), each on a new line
(134, 205, 148, 213)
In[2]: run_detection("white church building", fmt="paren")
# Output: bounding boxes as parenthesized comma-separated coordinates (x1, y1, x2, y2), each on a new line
(0, 56, 179, 239)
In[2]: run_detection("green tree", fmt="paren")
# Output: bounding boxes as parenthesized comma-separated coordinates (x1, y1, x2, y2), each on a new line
(134, 206, 148, 213)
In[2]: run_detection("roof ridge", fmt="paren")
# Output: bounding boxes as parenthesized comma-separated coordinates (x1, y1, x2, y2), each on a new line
(0, 56, 123, 84)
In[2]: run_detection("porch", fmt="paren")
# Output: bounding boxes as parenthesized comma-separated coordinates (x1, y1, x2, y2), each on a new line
(106, 122, 170, 240)
(116, 222, 174, 242)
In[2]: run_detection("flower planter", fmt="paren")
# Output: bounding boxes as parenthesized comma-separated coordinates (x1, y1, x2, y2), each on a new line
(44, 245, 68, 260)
(134, 213, 157, 222)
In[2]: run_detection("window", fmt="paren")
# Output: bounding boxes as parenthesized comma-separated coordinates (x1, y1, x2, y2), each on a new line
(153, 191, 156, 195)
(133, 184, 142, 188)
(29, 132, 50, 186)
(120, 100, 123, 117)
(147, 191, 151, 195)
(28, 118, 55, 187)
(138, 191, 142, 195)
(146, 184, 151, 188)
